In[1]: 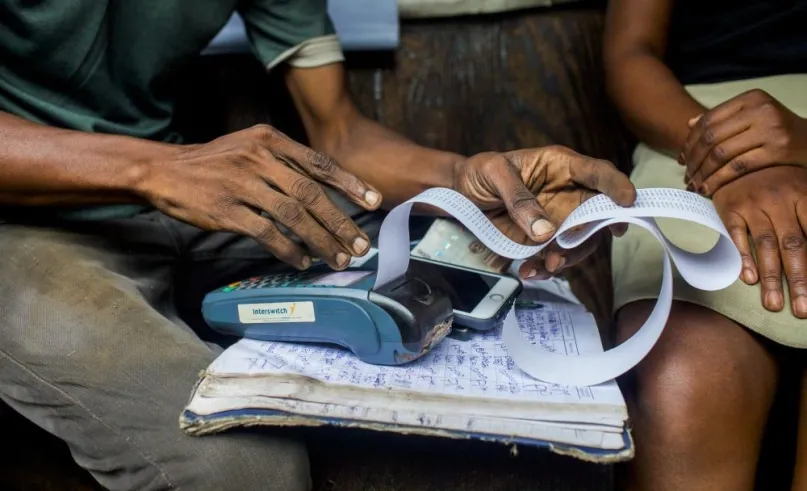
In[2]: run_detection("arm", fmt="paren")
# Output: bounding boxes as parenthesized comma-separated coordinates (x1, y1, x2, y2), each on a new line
(284, 63, 464, 209)
(603, 0, 705, 154)
(283, 62, 637, 279)
(0, 108, 382, 270)
(0, 111, 162, 206)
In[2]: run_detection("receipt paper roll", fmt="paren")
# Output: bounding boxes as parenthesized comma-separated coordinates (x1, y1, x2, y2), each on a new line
(373, 188, 741, 387)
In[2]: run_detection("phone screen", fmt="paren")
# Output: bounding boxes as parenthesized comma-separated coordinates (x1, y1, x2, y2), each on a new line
(408, 260, 500, 312)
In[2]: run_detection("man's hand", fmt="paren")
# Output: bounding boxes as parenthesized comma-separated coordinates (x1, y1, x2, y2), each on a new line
(138, 124, 381, 270)
(681, 89, 807, 195)
(712, 166, 807, 318)
(453, 146, 637, 279)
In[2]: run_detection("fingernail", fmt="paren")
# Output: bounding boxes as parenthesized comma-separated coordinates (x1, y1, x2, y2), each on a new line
(336, 252, 349, 268)
(546, 256, 564, 273)
(531, 219, 555, 237)
(364, 190, 380, 207)
(795, 297, 807, 318)
(301, 256, 312, 269)
(741, 268, 756, 284)
(765, 291, 784, 311)
(525, 270, 551, 280)
(352, 236, 369, 254)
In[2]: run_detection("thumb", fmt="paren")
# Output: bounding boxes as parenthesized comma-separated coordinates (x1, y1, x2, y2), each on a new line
(483, 155, 556, 242)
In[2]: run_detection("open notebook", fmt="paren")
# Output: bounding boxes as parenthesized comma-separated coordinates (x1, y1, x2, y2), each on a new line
(181, 295, 633, 463)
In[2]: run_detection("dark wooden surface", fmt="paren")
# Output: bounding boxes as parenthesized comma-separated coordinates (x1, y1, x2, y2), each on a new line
(2, 6, 633, 491)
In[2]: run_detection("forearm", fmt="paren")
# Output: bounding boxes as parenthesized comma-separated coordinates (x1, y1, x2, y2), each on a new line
(605, 52, 705, 154)
(285, 64, 461, 208)
(0, 111, 168, 206)
(309, 113, 460, 207)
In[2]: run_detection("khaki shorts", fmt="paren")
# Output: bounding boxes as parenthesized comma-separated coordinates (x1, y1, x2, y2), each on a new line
(611, 74, 807, 348)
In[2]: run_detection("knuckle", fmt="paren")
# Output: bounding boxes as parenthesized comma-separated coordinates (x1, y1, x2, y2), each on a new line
(290, 177, 325, 208)
(791, 275, 807, 290)
(275, 198, 307, 226)
(231, 147, 255, 163)
(701, 129, 716, 145)
(755, 232, 778, 251)
(240, 140, 262, 156)
(762, 271, 782, 286)
(481, 154, 510, 173)
(778, 132, 792, 149)
(545, 144, 573, 155)
(759, 101, 779, 119)
(698, 113, 712, 128)
(730, 159, 748, 175)
(253, 223, 279, 244)
(272, 241, 300, 262)
(251, 124, 275, 139)
(747, 89, 769, 102)
(510, 188, 538, 212)
(710, 145, 727, 162)
(781, 233, 806, 253)
(306, 149, 338, 176)
(585, 159, 604, 188)
(329, 214, 355, 238)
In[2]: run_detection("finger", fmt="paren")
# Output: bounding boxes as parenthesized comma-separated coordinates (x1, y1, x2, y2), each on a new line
(748, 211, 784, 312)
(484, 154, 557, 242)
(690, 134, 762, 191)
(248, 188, 354, 270)
(229, 208, 310, 270)
(723, 212, 757, 285)
(680, 97, 746, 172)
(682, 114, 753, 183)
(771, 207, 807, 319)
(542, 234, 600, 274)
(267, 163, 371, 256)
(255, 124, 382, 210)
(797, 199, 807, 317)
(693, 94, 747, 127)
(700, 147, 767, 196)
(518, 259, 552, 280)
(568, 157, 637, 207)
(609, 223, 629, 237)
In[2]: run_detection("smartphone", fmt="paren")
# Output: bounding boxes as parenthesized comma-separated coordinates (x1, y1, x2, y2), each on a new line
(407, 256, 522, 332)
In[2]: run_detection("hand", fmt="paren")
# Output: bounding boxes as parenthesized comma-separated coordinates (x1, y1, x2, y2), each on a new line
(712, 166, 807, 318)
(453, 146, 637, 279)
(138, 124, 381, 270)
(681, 89, 807, 195)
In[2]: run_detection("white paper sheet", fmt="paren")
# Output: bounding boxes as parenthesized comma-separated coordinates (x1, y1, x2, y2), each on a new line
(374, 188, 741, 386)
(185, 394, 627, 449)
(208, 302, 625, 412)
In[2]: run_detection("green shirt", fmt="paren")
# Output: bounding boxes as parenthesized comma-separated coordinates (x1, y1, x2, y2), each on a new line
(0, 0, 337, 141)
(0, 1, 339, 219)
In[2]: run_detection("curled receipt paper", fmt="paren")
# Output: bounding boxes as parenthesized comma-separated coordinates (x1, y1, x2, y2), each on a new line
(373, 188, 741, 387)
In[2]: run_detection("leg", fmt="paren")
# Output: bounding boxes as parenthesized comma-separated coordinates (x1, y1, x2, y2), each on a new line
(616, 300, 779, 491)
(0, 222, 310, 491)
(792, 368, 807, 491)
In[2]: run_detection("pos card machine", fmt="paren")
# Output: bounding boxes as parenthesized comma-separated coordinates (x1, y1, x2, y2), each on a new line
(201, 269, 454, 365)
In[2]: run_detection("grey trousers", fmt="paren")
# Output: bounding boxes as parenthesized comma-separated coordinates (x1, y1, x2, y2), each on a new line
(0, 197, 379, 491)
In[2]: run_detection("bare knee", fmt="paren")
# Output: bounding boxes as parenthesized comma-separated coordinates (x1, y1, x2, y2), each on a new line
(617, 301, 778, 450)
